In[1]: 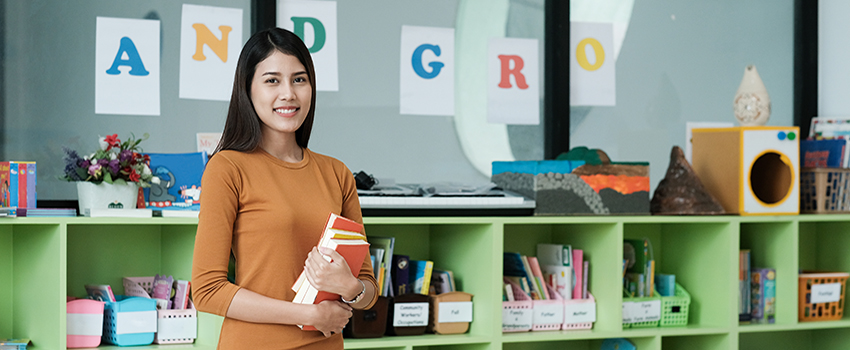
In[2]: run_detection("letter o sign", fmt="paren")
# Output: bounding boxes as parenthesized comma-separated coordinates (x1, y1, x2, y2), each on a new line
(576, 37, 605, 72)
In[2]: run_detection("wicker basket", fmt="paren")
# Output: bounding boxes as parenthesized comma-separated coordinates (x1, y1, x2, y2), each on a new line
(800, 168, 850, 213)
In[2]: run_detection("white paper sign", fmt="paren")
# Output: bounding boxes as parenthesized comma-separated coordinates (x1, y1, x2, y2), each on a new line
(278, 0, 338, 91)
(622, 300, 661, 324)
(533, 302, 565, 324)
(438, 301, 473, 323)
(811, 283, 842, 303)
(393, 302, 429, 327)
(564, 301, 596, 323)
(400, 25, 455, 116)
(179, 4, 243, 101)
(67, 313, 104, 336)
(197, 132, 222, 154)
(487, 38, 540, 125)
(570, 22, 615, 106)
(115, 310, 157, 334)
(502, 307, 533, 330)
(95, 17, 160, 116)
(157, 315, 197, 340)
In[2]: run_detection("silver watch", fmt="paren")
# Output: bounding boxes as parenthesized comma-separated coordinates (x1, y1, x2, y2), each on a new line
(341, 279, 365, 304)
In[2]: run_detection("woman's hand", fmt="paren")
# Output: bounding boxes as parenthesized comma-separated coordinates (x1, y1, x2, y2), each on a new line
(304, 247, 362, 299)
(311, 300, 353, 337)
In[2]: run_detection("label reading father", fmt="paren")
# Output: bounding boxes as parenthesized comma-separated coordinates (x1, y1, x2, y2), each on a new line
(622, 300, 661, 324)
(811, 283, 842, 304)
(533, 302, 564, 324)
(393, 302, 429, 327)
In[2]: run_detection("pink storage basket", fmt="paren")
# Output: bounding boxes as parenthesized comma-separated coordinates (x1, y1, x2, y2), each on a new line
(66, 298, 105, 348)
(502, 278, 533, 332)
(563, 293, 595, 330)
(123, 277, 197, 344)
(532, 283, 564, 331)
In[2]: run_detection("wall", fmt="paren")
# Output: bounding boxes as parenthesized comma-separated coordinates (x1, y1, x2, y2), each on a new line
(2, 0, 796, 200)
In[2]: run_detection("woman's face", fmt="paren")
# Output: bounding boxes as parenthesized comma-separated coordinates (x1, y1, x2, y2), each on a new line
(250, 50, 312, 141)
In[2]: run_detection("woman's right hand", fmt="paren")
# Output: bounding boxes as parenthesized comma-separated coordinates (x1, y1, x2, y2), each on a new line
(311, 300, 353, 337)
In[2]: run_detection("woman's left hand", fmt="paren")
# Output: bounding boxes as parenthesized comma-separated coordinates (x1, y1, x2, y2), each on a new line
(304, 247, 359, 297)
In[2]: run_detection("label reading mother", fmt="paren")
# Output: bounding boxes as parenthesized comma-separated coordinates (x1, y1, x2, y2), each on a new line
(564, 300, 596, 323)
(438, 301, 473, 323)
(393, 302, 429, 327)
(811, 283, 842, 304)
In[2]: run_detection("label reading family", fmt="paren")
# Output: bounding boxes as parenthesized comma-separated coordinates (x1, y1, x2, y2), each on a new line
(502, 307, 532, 330)
(622, 300, 661, 324)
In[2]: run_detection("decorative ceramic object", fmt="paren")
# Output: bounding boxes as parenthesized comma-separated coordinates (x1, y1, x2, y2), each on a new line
(734, 65, 771, 126)
(650, 146, 724, 215)
(76, 181, 139, 212)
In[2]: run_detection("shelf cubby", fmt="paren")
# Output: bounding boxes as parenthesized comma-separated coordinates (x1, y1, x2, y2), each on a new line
(4, 215, 850, 349)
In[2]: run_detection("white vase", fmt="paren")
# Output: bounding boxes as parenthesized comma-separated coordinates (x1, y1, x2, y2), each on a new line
(733, 65, 771, 126)
(76, 182, 139, 212)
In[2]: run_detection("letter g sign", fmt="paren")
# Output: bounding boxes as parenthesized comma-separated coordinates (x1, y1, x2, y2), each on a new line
(412, 44, 444, 79)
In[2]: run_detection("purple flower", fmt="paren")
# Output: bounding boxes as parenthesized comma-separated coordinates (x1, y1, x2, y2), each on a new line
(97, 158, 109, 166)
(108, 159, 120, 175)
(119, 149, 133, 163)
(88, 164, 101, 177)
(62, 147, 85, 181)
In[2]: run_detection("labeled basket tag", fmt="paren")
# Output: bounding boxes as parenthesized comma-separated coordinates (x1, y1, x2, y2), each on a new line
(115, 310, 157, 334)
(67, 313, 104, 336)
(564, 300, 596, 323)
(502, 307, 533, 330)
(533, 302, 564, 324)
(437, 301, 473, 323)
(393, 302, 429, 327)
(811, 283, 842, 303)
(622, 300, 660, 324)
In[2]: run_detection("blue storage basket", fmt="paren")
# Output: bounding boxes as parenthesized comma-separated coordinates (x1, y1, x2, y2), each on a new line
(102, 295, 158, 346)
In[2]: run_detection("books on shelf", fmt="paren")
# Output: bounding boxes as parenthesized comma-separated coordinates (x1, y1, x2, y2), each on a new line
(84, 208, 153, 218)
(0, 161, 36, 209)
(85, 284, 116, 302)
(391, 254, 410, 295)
(409, 259, 434, 295)
(751, 268, 776, 324)
(368, 236, 395, 297)
(17, 208, 76, 217)
(291, 213, 369, 331)
(739, 249, 752, 322)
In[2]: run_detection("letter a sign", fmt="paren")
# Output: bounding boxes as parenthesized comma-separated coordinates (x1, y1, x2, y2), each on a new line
(278, 0, 339, 91)
(487, 38, 539, 125)
(95, 17, 160, 116)
(179, 4, 243, 101)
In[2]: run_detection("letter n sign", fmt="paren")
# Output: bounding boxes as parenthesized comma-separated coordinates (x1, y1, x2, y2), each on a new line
(179, 4, 243, 101)
(487, 38, 539, 125)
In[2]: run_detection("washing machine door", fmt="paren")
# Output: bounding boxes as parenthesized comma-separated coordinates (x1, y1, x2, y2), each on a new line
(743, 129, 799, 214)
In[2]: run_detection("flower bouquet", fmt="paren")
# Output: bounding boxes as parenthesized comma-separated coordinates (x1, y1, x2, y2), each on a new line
(62, 133, 155, 211)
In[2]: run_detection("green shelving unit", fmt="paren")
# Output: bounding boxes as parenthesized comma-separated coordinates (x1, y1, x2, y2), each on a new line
(1, 215, 850, 349)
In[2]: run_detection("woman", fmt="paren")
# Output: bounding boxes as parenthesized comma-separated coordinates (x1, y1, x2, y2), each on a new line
(191, 28, 377, 349)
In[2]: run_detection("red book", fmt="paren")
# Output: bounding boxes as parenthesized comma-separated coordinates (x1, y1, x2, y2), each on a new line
(292, 213, 365, 293)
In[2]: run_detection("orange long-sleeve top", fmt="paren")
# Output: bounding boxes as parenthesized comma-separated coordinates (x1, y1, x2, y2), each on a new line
(191, 148, 377, 349)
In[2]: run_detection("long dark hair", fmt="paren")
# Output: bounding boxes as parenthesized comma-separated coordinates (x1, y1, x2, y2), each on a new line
(214, 28, 317, 154)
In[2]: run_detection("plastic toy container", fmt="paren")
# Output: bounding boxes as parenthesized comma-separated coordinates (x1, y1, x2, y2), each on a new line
(659, 283, 690, 327)
(502, 279, 533, 332)
(102, 295, 157, 346)
(67, 298, 105, 348)
(622, 288, 661, 328)
(563, 293, 596, 330)
(799, 272, 849, 322)
(800, 168, 850, 213)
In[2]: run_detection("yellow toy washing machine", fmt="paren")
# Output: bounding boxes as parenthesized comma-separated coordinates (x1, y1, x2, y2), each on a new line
(691, 126, 799, 215)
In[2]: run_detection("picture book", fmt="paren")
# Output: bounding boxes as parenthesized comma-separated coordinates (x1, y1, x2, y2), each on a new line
(25, 162, 35, 207)
(144, 152, 207, 212)
(292, 212, 364, 293)
(367, 236, 395, 297)
(391, 254, 410, 295)
(8, 162, 17, 208)
(536, 243, 572, 267)
(751, 268, 776, 324)
(431, 269, 455, 294)
(85, 284, 116, 302)
(409, 259, 434, 295)
(293, 221, 370, 331)
(739, 249, 752, 322)
(504, 252, 540, 299)
(196, 132, 222, 158)
(526, 256, 550, 299)
(0, 162, 9, 207)
(0, 338, 31, 349)
(572, 249, 584, 300)
(541, 264, 572, 300)
(801, 138, 846, 168)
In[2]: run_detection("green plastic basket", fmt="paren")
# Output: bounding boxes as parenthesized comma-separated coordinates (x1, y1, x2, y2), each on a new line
(660, 283, 690, 327)
(622, 288, 661, 328)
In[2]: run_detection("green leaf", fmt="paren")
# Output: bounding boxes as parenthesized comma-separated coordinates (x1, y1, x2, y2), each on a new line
(75, 168, 88, 180)
(103, 172, 113, 184)
(113, 178, 127, 185)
